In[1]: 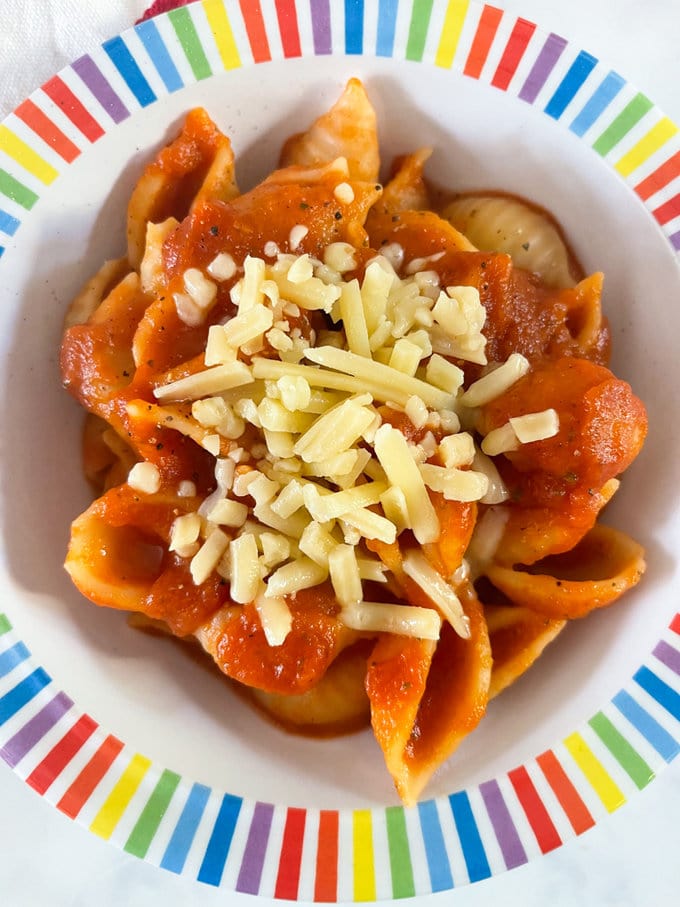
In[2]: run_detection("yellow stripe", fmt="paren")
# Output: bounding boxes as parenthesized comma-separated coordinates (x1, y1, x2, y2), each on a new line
(0, 125, 59, 185)
(564, 732, 625, 813)
(353, 809, 376, 902)
(203, 0, 241, 70)
(89, 754, 152, 840)
(435, 0, 470, 69)
(615, 117, 679, 177)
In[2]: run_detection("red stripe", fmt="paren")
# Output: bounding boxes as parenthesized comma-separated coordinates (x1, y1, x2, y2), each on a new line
(314, 810, 339, 902)
(670, 613, 680, 636)
(14, 99, 81, 164)
(508, 765, 562, 853)
(536, 750, 595, 835)
(652, 193, 680, 226)
(25, 714, 98, 796)
(464, 4, 504, 79)
(238, 0, 272, 64)
(635, 150, 680, 201)
(491, 17, 536, 89)
(41, 76, 105, 143)
(274, 807, 306, 900)
(56, 734, 124, 819)
(275, 0, 302, 58)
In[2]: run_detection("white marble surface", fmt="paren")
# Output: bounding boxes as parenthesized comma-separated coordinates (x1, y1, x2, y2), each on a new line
(1, 1, 679, 905)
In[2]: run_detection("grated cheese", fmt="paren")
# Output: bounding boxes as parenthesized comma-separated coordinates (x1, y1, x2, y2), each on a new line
(183, 268, 217, 311)
(254, 585, 292, 646)
(460, 353, 529, 407)
(207, 252, 237, 282)
(373, 423, 439, 544)
(154, 362, 253, 403)
(152, 242, 557, 645)
(190, 528, 230, 586)
(510, 408, 559, 443)
(128, 461, 161, 494)
(328, 544, 362, 607)
(402, 551, 470, 639)
(229, 533, 261, 603)
(333, 182, 355, 204)
(341, 600, 441, 640)
(289, 224, 309, 251)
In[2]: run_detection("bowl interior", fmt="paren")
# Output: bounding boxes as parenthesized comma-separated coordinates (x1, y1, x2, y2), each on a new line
(1, 57, 678, 808)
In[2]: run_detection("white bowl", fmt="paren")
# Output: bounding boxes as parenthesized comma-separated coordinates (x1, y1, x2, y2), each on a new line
(0, 1, 678, 899)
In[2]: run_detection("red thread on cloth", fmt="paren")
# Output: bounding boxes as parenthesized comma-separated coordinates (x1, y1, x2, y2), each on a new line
(139, 0, 194, 23)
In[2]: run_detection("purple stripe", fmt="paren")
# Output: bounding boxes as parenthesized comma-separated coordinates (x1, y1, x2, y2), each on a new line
(518, 33, 567, 103)
(72, 55, 130, 123)
(310, 0, 332, 55)
(670, 230, 680, 252)
(654, 640, 680, 676)
(235, 801, 275, 894)
(479, 779, 528, 870)
(0, 691, 73, 769)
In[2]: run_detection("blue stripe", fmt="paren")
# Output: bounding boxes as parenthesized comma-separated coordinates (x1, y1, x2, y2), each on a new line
(0, 208, 20, 236)
(376, 0, 399, 56)
(545, 50, 597, 120)
(634, 666, 680, 723)
(0, 247, 4, 258)
(160, 782, 211, 874)
(136, 20, 184, 94)
(613, 690, 679, 762)
(197, 793, 242, 886)
(103, 36, 157, 108)
(345, 0, 365, 54)
(0, 668, 50, 726)
(417, 800, 454, 891)
(0, 642, 30, 680)
(569, 70, 625, 137)
(448, 791, 490, 883)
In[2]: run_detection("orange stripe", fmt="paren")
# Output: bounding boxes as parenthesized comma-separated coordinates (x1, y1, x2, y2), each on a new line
(536, 750, 595, 835)
(238, 0, 271, 63)
(463, 4, 503, 78)
(634, 149, 680, 201)
(14, 100, 80, 163)
(56, 734, 124, 819)
(314, 810, 338, 902)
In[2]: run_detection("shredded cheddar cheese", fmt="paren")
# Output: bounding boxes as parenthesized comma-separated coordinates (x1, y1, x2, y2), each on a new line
(146, 247, 561, 647)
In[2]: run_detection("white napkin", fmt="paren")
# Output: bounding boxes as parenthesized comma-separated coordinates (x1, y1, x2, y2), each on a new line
(0, 0, 148, 120)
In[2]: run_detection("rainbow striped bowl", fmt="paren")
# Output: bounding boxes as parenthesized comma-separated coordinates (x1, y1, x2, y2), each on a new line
(0, 1, 678, 900)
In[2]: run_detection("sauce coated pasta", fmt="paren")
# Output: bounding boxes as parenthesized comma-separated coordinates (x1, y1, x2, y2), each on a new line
(61, 80, 647, 805)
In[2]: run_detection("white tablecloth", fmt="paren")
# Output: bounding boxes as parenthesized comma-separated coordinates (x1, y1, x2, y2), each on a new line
(1, 2, 679, 905)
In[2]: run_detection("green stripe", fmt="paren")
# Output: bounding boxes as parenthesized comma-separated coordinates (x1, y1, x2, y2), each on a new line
(0, 614, 11, 635)
(0, 170, 38, 209)
(406, 0, 435, 62)
(589, 712, 655, 790)
(592, 92, 654, 157)
(169, 7, 213, 81)
(124, 769, 181, 858)
(386, 806, 415, 899)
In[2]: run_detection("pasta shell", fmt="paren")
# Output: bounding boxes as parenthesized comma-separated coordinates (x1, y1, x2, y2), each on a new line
(485, 524, 646, 620)
(485, 604, 566, 700)
(441, 194, 577, 288)
(279, 77, 380, 183)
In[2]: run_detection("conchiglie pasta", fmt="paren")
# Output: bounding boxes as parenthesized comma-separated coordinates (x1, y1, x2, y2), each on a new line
(60, 79, 649, 807)
(441, 194, 578, 288)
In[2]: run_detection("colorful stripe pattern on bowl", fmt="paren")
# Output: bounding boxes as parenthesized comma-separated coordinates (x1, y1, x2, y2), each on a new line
(1, 0, 679, 898)
(1, 609, 679, 897)
(1, 0, 679, 262)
